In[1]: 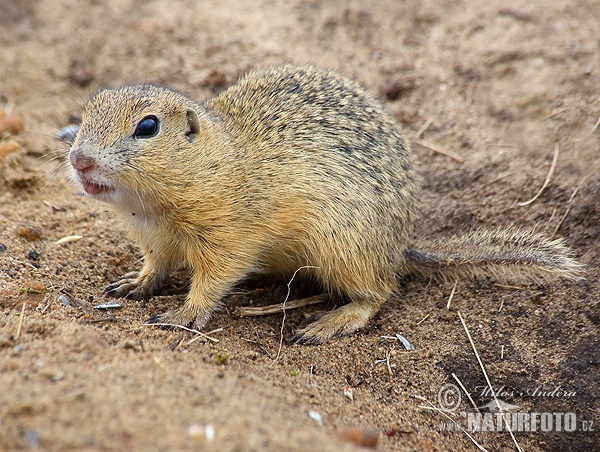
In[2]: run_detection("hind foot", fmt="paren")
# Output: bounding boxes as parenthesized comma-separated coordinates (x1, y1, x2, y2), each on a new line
(291, 300, 382, 345)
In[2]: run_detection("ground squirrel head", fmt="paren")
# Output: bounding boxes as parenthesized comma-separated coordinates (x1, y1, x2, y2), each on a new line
(69, 84, 203, 211)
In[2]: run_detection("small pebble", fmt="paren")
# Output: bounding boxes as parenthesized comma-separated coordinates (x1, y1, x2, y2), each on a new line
(308, 410, 323, 426)
(67, 63, 94, 87)
(0, 243, 6, 252)
(0, 141, 20, 158)
(205, 423, 215, 442)
(380, 76, 416, 100)
(395, 333, 415, 351)
(94, 301, 122, 310)
(213, 351, 229, 365)
(187, 423, 215, 442)
(337, 427, 379, 449)
(0, 116, 25, 135)
(17, 224, 43, 242)
(344, 386, 354, 401)
(24, 430, 40, 449)
(58, 295, 71, 306)
(202, 69, 228, 90)
(27, 250, 40, 261)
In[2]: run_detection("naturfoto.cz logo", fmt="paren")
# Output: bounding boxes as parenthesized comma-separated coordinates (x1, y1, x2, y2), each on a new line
(436, 383, 595, 433)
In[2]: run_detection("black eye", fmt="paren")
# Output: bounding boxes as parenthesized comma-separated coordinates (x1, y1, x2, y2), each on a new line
(133, 115, 159, 138)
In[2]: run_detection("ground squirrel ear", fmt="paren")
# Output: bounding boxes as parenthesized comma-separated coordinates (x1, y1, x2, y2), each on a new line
(185, 109, 200, 143)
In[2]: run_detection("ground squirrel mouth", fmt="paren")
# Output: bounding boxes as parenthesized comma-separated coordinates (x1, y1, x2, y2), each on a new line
(79, 175, 112, 196)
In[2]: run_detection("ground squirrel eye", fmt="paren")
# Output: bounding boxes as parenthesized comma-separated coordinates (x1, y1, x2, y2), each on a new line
(133, 115, 159, 138)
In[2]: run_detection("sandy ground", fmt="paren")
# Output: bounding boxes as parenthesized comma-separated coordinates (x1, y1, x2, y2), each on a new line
(0, 0, 598, 450)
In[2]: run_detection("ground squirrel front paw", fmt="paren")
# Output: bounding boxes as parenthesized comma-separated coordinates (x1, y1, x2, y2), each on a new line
(103, 269, 168, 300)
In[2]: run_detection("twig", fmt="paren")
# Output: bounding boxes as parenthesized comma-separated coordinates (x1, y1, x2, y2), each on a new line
(452, 373, 479, 413)
(386, 350, 393, 376)
(544, 106, 575, 120)
(237, 294, 328, 317)
(574, 115, 600, 142)
(458, 312, 522, 452)
(549, 206, 559, 224)
(419, 402, 489, 452)
(414, 117, 434, 139)
(86, 317, 117, 324)
(552, 175, 589, 236)
(552, 206, 572, 237)
(142, 323, 220, 343)
(60, 289, 90, 313)
(476, 172, 514, 191)
(413, 138, 465, 163)
(15, 303, 26, 340)
(487, 143, 519, 148)
(275, 266, 320, 361)
(416, 314, 430, 326)
(570, 175, 590, 203)
(16, 260, 39, 271)
(517, 142, 560, 206)
(446, 279, 459, 310)
(186, 328, 224, 346)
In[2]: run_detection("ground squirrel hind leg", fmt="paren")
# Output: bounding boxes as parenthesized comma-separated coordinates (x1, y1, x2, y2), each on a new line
(291, 295, 387, 345)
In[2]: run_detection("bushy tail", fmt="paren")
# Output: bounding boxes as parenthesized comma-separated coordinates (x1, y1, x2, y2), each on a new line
(405, 228, 583, 283)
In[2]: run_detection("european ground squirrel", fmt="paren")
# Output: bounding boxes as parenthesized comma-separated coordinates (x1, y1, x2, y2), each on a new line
(68, 65, 580, 343)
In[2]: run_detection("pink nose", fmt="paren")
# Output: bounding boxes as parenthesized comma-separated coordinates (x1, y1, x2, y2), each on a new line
(69, 148, 96, 172)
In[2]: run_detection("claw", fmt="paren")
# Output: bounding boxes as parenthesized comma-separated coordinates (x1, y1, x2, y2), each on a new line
(145, 315, 161, 324)
(102, 288, 117, 298)
(290, 332, 323, 345)
(144, 313, 196, 330)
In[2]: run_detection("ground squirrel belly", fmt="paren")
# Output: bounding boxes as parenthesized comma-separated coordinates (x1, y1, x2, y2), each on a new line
(69, 65, 580, 343)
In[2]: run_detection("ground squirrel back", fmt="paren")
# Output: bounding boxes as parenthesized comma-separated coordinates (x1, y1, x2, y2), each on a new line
(68, 65, 580, 343)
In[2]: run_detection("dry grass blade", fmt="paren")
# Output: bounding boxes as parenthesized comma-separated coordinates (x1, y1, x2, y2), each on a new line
(413, 138, 465, 163)
(416, 314, 430, 326)
(15, 303, 26, 340)
(446, 279, 459, 309)
(275, 266, 320, 361)
(187, 328, 223, 346)
(414, 117, 434, 139)
(237, 294, 328, 317)
(552, 175, 589, 236)
(386, 350, 393, 376)
(476, 172, 514, 191)
(452, 373, 479, 412)
(574, 115, 600, 142)
(544, 106, 575, 119)
(55, 235, 83, 245)
(419, 402, 489, 452)
(142, 323, 221, 343)
(518, 142, 560, 206)
(458, 312, 523, 452)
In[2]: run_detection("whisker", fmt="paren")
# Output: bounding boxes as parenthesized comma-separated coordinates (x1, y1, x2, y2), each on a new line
(58, 79, 87, 110)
